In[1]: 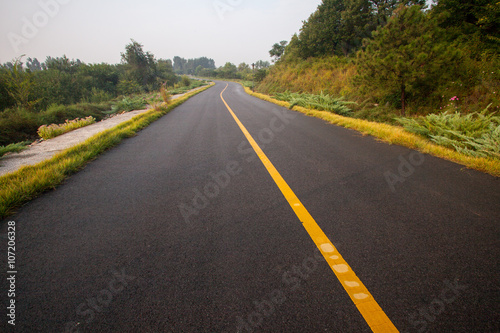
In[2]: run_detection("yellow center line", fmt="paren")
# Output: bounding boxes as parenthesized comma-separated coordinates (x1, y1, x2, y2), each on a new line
(220, 84, 398, 333)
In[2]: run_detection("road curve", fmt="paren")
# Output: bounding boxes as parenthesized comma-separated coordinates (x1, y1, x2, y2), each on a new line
(1, 81, 499, 332)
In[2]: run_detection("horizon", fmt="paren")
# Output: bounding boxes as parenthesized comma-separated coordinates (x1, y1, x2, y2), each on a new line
(0, 0, 323, 68)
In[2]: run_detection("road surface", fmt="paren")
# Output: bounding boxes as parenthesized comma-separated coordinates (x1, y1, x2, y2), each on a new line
(1, 81, 499, 332)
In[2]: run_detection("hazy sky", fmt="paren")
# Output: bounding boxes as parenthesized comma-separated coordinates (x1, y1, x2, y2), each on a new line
(0, 0, 323, 67)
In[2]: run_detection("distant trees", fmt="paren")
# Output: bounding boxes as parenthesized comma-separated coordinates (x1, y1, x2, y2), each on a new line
(173, 56, 216, 75)
(196, 60, 270, 80)
(0, 40, 178, 112)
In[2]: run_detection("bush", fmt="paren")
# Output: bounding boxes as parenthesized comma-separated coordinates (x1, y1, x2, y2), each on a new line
(0, 108, 41, 145)
(181, 75, 191, 87)
(111, 97, 147, 113)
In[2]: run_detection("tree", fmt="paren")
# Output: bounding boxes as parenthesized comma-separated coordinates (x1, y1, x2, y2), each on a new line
(26, 58, 42, 72)
(173, 56, 187, 74)
(254, 60, 270, 69)
(121, 39, 157, 89)
(269, 41, 288, 62)
(431, 0, 499, 53)
(357, 5, 456, 115)
(2, 57, 39, 110)
(220, 62, 239, 78)
(296, 0, 346, 58)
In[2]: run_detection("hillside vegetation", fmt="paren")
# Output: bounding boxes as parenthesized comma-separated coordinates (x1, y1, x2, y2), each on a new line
(258, 0, 499, 120)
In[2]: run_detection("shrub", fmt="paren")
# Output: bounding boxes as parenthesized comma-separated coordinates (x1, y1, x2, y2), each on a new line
(181, 75, 191, 87)
(111, 97, 147, 113)
(396, 105, 500, 159)
(0, 108, 41, 145)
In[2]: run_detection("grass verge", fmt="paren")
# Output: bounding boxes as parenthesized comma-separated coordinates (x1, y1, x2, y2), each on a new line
(0, 83, 214, 219)
(243, 86, 500, 178)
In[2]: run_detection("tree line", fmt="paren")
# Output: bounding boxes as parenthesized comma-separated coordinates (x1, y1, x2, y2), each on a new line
(0, 40, 178, 112)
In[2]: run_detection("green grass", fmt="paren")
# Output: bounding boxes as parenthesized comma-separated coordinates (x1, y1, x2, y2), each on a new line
(0, 142, 31, 158)
(37, 116, 96, 140)
(0, 83, 214, 219)
(243, 86, 500, 177)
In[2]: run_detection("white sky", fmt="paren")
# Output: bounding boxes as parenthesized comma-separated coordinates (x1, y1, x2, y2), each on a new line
(0, 0, 322, 67)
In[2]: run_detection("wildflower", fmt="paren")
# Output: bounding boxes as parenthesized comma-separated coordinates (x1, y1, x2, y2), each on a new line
(450, 96, 458, 101)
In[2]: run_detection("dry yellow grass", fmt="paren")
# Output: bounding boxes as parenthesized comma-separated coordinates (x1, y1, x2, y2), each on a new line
(244, 86, 500, 177)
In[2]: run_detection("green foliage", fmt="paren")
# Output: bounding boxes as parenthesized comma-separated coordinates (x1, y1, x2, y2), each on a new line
(117, 79, 142, 95)
(396, 106, 500, 159)
(287, 0, 426, 59)
(356, 5, 459, 116)
(88, 87, 113, 103)
(253, 69, 268, 83)
(181, 75, 191, 87)
(37, 116, 96, 140)
(0, 142, 30, 158)
(1, 57, 40, 110)
(431, 0, 499, 53)
(270, 41, 288, 62)
(274, 91, 355, 116)
(0, 108, 40, 145)
(111, 97, 147, 113)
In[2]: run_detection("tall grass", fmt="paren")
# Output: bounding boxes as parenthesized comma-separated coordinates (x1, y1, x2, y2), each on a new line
(37, 116, 96, 140)
(274, 91, 355, 116)
(396, 106, 500, 159)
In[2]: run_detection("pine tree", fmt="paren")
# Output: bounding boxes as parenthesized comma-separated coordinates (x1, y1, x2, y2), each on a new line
(357, 5, 456, 115)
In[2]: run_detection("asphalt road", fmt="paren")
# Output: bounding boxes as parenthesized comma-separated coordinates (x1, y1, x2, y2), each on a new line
(1, 81, 499, 332)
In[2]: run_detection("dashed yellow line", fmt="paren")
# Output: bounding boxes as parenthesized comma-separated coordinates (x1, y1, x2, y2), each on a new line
(220, 84, 398, 333)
